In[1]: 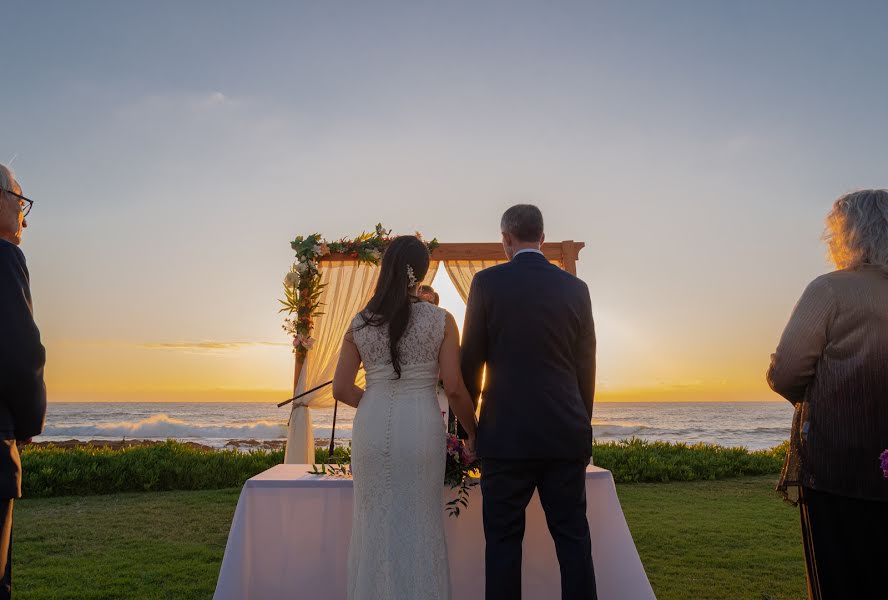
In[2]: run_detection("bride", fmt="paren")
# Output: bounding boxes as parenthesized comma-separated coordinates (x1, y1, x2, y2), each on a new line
(332, 235, 479, 600)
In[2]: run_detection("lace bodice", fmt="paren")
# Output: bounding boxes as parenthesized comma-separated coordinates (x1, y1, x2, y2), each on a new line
(351, 301, 447, 369)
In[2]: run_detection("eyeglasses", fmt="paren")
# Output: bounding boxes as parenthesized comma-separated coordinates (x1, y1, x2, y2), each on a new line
(2, 189, 33, 217)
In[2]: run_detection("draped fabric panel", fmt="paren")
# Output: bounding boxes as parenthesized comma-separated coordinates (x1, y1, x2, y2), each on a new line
(285, 261, 380, 463)
(285, 260, 439, 464)
(423, 260, 440, 288)
(443, 260, 503, 302)
(444, 257, 563, 302)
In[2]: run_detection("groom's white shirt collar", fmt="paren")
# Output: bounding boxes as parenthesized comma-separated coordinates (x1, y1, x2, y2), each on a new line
(512, 248, 544, 259)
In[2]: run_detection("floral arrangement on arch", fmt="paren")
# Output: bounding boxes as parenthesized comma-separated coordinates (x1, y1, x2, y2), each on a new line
(280, 224, 439, 358)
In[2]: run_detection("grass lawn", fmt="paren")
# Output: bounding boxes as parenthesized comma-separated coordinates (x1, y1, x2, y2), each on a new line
(12, 476, 806, 599)
(619, 476, 807, 600)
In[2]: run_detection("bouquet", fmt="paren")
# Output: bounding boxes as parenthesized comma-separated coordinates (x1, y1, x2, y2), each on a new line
(444, 432, 479, 518)
(881, 449, 888, 478)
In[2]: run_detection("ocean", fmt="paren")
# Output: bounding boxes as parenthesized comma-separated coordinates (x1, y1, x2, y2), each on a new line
(35, 401, 794, 451)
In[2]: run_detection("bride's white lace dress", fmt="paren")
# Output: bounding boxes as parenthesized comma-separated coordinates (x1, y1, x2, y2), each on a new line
(348, 301, 451, 600)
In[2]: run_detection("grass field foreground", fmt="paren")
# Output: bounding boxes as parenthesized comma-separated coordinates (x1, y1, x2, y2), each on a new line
(12, 476, 807, 600)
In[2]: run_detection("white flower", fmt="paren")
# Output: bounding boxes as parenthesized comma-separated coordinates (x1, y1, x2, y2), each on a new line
(295, 261, 308, 274)
(369, 249, 382, 260)
(284, 271, 301, 287)
(312, 245, 323, 255)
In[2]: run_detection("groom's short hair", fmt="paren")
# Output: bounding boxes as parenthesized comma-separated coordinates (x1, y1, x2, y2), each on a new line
(501, 204, 544, 243)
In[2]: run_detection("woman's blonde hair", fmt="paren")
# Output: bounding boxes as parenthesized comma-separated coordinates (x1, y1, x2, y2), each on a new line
(824, 189, 888, 269)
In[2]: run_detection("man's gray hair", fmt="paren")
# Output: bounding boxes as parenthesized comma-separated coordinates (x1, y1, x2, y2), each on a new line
(501, 204, 544, 243)
(825, 189, 888, 270)
(0, 164, 17, 194)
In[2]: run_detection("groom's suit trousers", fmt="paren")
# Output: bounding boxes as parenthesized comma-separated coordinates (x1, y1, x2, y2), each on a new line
(481, 458, 597, 600)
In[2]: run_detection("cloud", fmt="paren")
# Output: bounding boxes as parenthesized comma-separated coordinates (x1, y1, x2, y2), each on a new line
(49, 339, 288, 351)
(139, 341, 289, 351)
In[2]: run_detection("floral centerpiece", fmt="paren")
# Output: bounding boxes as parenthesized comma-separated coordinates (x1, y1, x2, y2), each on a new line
(281, 224, 438, 358)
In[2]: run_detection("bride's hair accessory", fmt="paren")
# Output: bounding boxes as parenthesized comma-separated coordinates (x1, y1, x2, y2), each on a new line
(407, 264, 417, 288)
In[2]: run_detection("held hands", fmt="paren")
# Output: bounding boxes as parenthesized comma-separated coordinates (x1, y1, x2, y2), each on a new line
(463, 435, 477, 464)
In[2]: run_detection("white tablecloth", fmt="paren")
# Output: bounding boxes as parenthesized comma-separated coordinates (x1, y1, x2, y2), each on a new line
(214, 464, 655, 600)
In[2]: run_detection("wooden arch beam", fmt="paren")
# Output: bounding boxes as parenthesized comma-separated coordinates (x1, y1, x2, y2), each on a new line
(318, 241, 585, 275)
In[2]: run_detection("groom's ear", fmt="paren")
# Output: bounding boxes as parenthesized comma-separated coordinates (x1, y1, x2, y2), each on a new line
(539, 232, 545, 246)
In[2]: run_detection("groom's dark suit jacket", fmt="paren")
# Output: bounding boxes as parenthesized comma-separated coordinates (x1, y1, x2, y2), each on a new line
(461, 251, 595, 459)
(0, 239, 47, 499)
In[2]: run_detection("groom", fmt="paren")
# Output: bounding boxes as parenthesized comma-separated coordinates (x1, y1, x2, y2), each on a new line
(461, 204, 597, 600)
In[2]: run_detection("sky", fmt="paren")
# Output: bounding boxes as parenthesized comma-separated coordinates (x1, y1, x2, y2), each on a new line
(2, 1, 887, 403)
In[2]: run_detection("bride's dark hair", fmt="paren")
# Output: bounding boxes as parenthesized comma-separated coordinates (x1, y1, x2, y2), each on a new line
(358, 236, 431, 378)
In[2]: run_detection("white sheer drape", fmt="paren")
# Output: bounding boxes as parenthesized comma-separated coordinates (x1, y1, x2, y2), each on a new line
(285, 260, 440, 464)
(285, 261, 380, 463)
(443, 260, 504, 301)
(444, 257, 563, 301)
(423, 261, 440, 288)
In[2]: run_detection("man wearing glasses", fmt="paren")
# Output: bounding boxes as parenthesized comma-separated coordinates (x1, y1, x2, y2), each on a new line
(0, 164, 45, 599)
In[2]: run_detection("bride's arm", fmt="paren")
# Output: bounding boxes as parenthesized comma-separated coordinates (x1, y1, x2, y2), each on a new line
(439, 312, 478, 442)
(332, 330, 364, 408)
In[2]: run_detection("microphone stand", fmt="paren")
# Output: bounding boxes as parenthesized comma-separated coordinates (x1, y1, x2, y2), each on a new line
(328, 398, 339, 459)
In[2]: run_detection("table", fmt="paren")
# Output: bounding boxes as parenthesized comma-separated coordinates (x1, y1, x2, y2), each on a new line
(214, 464, 655, 599)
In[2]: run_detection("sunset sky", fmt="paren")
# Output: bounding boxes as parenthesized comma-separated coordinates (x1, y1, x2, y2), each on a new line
(3, 2, 887, 403)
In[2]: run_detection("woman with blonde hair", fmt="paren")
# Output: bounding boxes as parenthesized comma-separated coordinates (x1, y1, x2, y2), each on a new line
(768, 189, 888, 599)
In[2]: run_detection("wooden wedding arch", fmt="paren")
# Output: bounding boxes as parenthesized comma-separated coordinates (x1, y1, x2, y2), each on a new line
(282, 239, 585, 464)
(290, 241, 584, 391)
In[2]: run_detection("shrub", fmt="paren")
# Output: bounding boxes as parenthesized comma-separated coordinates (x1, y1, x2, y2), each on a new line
(593, 439, 787, 483)
(20, 439, 787, 498)
(21, 441, 283, 498)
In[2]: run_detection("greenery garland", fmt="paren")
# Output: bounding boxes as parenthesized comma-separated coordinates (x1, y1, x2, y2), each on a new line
(280, 224, 439, 358)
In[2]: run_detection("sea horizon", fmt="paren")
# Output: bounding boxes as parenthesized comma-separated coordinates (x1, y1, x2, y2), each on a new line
(34, 400, 794, 451)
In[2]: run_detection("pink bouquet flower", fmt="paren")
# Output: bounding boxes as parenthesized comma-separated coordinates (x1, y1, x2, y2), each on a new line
(881, 449, 888, 478)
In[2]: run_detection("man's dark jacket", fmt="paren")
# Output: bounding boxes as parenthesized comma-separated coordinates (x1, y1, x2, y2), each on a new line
(461, 251, 595, 459)
(0, 239, 47, 498)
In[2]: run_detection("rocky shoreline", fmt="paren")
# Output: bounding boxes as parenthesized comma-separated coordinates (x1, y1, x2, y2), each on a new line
(30, 439, 291, 451)
(29, 438, 353, 452)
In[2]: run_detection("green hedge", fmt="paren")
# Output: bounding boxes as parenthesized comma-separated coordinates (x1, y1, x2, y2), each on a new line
(593, 439, 787, 483)
(20, 439, 786, 498)
(21, 442, 284, 498)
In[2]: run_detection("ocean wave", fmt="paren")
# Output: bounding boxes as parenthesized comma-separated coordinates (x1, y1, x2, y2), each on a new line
(313, 427, 354, 440)
(41, 414, 287, 440)
(593, 424, 649, 437)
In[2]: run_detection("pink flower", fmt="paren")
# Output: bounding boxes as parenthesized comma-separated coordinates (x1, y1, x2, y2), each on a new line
(292, 334, 317, 351)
